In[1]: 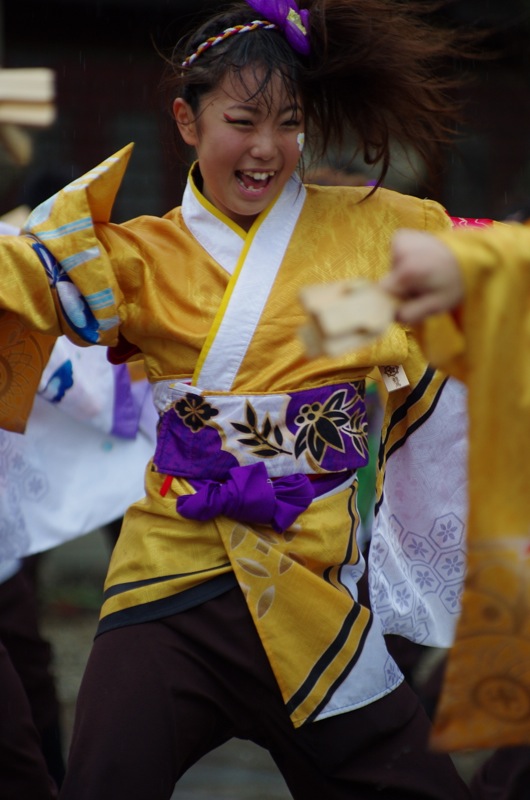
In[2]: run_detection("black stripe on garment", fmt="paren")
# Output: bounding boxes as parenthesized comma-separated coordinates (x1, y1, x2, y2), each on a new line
(103, 562, 232, 599)
(304, 614, 373, 724)
(323, 485, 360, 591)
(285, 602, 365, 718)
(385, 376, 448, 461)
(374, 373, 448, 516)
(96, 573, 238, 636)
(377, 365, 437, 475)
(343, 484, 361, 567)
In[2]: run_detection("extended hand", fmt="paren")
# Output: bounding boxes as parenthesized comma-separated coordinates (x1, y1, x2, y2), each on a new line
(381, 229, 465, 324)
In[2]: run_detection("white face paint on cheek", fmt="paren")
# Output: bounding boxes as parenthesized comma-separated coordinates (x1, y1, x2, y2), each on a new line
(297, 133, 305, 153)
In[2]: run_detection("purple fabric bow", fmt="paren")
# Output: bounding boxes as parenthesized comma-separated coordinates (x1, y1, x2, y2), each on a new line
(177, 462, 315, 533)
(246, 0, 311, 56)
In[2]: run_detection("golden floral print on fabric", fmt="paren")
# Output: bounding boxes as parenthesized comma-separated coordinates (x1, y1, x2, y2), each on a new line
(228, 516, 307, 621)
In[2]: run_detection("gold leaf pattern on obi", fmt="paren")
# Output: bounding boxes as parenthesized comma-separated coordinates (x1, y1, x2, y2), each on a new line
(256, 540, 270, 556)
(231, 400, 292, 458)
(283, 527, 299, 543)
(230, 524, 248, 551)
(256, 529, 280, 545)
(236, 558, 271, 578)
(279, 555, 294, 574)
(174, 393, 218, 432)
(293, 387, 366, 464)
(257, 586, 275, 618)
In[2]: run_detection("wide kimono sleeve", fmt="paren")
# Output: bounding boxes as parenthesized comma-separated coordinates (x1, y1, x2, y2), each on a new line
(411, 222, 530, 752)
(0, 144, 135, 432)
(0, 339, 157, 561)
(366, 195, 471, 652)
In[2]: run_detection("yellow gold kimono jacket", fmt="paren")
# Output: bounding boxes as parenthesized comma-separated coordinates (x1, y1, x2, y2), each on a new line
(0, 144, 466, 728)
(414, 222, 530, 751)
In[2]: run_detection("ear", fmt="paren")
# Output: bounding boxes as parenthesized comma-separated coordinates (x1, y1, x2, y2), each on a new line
(173, 98, 198, 147)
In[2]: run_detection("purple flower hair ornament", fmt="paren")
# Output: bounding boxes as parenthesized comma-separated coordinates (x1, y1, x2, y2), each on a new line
(245, 0, 311, 56)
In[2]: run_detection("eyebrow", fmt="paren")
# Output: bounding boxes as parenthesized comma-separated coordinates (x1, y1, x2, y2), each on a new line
(227, 103, 301, 115)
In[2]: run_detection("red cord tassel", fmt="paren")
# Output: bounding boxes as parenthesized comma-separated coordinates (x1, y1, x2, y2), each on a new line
(159, 474, 173, 497)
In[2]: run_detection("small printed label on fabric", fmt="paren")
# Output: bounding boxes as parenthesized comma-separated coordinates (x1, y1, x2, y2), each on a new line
(379, 365, 409, 392)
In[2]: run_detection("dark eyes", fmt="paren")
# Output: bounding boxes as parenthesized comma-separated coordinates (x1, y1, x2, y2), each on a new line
(223, 114, 301, 127)
(225, 117, 252, 125)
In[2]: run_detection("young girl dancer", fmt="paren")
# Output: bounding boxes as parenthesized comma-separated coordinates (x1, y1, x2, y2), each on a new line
(0, 2, 473, 797)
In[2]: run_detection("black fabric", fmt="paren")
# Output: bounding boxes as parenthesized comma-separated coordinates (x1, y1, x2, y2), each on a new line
(0, 566, 65, 789)
(470, 747, 530, 800)
(0, 639, 57, 800)
(61, 586, 470, 800)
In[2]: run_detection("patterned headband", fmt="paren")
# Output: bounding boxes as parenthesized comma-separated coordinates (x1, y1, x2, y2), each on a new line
(182, 21, 277, 68)
(181, 1, 311, 68)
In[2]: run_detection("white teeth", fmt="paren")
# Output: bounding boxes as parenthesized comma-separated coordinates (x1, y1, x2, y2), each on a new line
(242, 171, 275, 180)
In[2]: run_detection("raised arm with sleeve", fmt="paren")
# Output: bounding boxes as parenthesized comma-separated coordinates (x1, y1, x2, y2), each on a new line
(414, 221, 530, 751)
(0, 147, 135, 431)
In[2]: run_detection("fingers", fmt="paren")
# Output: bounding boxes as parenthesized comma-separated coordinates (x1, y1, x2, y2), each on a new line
(394, 294, 446, 325)
(382, 229, 465, 323)
(381, 230, 432, 296)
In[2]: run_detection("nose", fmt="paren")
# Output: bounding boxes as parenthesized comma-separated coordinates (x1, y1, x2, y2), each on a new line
(249, 128, 277, 160)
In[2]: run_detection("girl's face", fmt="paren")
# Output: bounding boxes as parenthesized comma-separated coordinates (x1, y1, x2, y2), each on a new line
(174, 68, 304, 231)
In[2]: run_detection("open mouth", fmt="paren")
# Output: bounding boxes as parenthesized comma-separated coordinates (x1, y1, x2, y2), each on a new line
(236, 170, 275, 193)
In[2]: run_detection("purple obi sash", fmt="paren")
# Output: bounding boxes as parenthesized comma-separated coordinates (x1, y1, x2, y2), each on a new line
(153, 381, 369, 481)
(153, 381, 368, 531)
